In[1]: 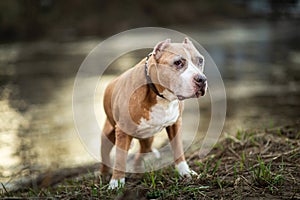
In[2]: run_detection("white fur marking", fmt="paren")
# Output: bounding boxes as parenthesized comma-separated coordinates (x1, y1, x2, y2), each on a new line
(175, 61, 204, 97)
(181, 62, 202, 82)
(176, 161, 197, 177)
(136, 97, 179, 138)
(108, 178, 125, 190)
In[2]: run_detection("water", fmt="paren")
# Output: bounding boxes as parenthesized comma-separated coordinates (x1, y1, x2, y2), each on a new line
(0, 19, 299, 189)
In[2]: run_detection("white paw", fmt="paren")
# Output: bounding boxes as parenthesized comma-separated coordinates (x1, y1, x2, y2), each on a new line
(151, 148, 161, 158)
(108, 178, 125, 190)
(176, 161, 198, 178)
(130, 140, 135, 149)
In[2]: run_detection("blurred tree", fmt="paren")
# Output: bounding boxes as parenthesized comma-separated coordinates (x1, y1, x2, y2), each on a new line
(1, 0, 282, 42)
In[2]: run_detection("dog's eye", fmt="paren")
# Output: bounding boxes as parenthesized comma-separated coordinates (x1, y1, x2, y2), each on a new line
(198, 57, 204, 66)
(174, 60, 182, 66)
(173, 59, 184, 69)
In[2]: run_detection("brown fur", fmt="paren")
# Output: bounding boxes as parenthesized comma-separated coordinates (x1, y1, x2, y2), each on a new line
(100, 56, 185, 179)
(100, 39, 204, 182)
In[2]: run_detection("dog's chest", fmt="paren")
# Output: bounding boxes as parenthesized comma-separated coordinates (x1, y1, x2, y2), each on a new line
(136, 100, 180, 138)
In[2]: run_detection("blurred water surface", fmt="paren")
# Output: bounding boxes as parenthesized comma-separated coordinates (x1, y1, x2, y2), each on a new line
(0, 20, 300, 189)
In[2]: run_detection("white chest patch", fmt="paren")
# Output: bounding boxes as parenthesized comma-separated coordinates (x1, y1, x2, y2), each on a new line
(136, 99, 180, 138)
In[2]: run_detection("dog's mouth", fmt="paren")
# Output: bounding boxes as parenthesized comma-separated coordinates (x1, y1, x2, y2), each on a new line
(177, 85, 206, 101)
(197, 86, 206, 97)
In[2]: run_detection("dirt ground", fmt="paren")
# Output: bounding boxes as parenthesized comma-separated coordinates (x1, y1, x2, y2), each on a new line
(115, 122, 300, 199)
(2, 122, 299, 199)
(186, 122, 300, 199)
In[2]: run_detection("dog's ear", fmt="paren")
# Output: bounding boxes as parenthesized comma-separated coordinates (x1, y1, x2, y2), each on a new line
(183, 37, 193, 45)
(153, 39, 171, 59)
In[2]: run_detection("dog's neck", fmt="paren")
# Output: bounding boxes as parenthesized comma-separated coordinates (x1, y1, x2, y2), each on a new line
(144, 53, 166, 99)
(144, 54, 178, 102)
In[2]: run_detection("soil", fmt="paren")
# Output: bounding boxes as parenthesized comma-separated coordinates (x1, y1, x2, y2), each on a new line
(2, 122, 299, 199)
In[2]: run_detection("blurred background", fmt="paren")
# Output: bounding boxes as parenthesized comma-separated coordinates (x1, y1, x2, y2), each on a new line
(0, 0, 300, 190)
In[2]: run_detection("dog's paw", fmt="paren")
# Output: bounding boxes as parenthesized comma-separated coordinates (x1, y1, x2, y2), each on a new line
(108, 178, 125, 190)
(151, 148, 161, 159)
(176, 161, 198, 178)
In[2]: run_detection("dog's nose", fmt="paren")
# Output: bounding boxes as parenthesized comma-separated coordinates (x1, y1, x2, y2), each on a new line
(194, 74, 207, 84)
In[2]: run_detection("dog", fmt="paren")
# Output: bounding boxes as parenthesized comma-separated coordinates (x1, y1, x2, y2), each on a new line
(100, 37, 207, 189)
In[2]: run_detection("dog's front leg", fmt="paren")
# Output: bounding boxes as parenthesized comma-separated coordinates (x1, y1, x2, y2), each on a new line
(109, 126, 132, 189)
(166, 117, 197, 178)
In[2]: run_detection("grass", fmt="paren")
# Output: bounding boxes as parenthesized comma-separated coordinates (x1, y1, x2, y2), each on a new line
(1, 123, 300, 199)
(251, 156, 285, 192)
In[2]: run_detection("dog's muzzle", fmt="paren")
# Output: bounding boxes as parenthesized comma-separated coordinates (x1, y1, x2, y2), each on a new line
(177, 75, 207, 100)
(194, 74, 207, 97)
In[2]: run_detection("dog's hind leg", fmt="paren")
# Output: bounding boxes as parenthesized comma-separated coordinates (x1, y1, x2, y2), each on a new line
(139, 137, 154, 153)
(100, 118, 115, 175)
(135, 137, 160, 169)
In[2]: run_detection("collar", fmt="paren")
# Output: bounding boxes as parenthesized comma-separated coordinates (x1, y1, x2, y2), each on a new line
(144, 53, 166, 99)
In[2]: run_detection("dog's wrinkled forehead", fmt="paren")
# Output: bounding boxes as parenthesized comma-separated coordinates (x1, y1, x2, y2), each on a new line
(163, 43, 200, 60)
(153, 38, 203, 63)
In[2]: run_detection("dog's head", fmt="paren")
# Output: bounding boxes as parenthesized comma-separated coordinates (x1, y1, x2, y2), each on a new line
(151, 38, 207, 100)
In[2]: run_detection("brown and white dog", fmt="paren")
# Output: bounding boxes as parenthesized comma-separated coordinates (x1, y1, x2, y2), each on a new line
(100, 38, 207, 189)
